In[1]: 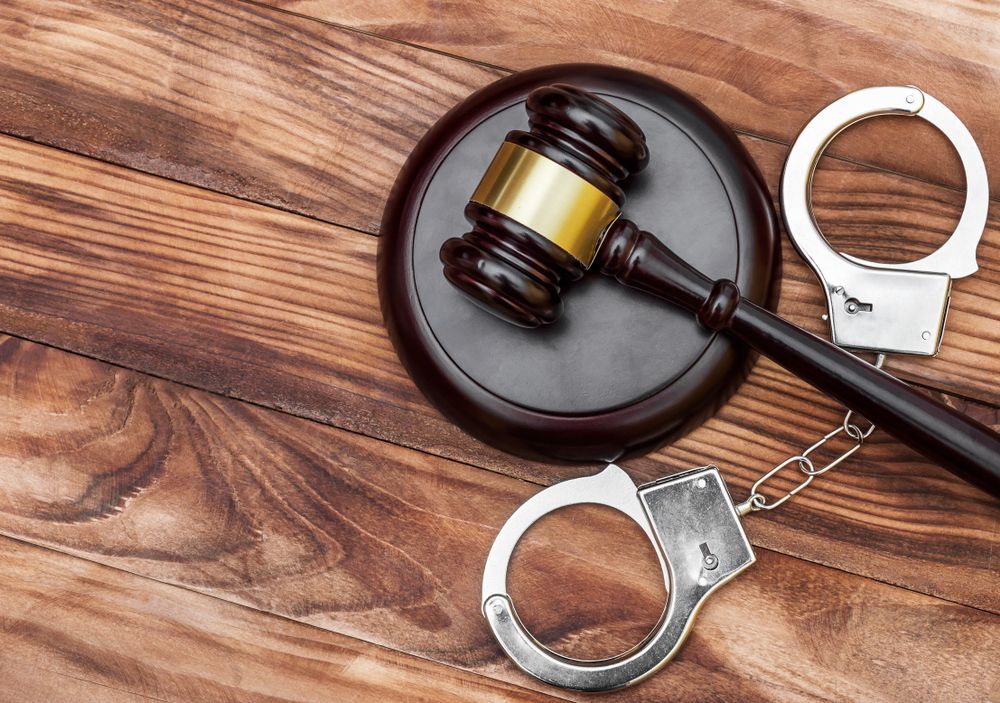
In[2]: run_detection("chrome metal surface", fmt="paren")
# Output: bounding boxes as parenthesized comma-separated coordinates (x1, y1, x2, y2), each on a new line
(780, 86, 989, 356)
(482, 464, 754, 691)
(733, 356, 884, 515)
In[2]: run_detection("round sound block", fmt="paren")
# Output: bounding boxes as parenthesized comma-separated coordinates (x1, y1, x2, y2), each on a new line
(379, 65, 778, 462)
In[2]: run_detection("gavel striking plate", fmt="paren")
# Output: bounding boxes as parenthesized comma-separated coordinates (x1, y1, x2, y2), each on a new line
(379, 65, 780, 463)
(378, 65, 1000, 692)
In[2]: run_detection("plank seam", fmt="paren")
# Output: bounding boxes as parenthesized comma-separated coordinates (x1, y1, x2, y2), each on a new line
(0, 329, 995, 615)
(0, 131, 993, 410)
(236, 0, 1000, 205)
(0, 533, 577, 703)
(0, 133, 378, 237)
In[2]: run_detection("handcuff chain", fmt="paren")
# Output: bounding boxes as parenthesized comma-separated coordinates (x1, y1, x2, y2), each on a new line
(741, 354, 883, 513)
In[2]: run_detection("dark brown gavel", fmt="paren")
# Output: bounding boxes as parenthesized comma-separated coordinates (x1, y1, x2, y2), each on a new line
(440, 85, 1000, 498)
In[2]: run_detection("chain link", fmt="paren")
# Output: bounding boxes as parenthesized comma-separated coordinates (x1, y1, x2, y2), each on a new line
(738, 354, 884, 514)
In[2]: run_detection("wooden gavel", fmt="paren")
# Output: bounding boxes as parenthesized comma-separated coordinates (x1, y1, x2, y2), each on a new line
(440, 85, 1000, 498)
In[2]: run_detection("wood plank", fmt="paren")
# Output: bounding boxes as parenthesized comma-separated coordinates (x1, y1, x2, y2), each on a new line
(1, 0, 995, 401)
(0, 130, 995, 406)
(0, 339, 996, 702)
(0, 0, 497, 232)
(0, 0, 996, 242)
(1, 665, 152, 703)
(0, 536, 561, 703)
(0, 136, 998, 610)
(264, 0, 1000, 197)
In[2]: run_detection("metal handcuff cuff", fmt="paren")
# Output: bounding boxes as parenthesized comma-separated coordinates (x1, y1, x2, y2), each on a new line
(481, 87, 989, 692)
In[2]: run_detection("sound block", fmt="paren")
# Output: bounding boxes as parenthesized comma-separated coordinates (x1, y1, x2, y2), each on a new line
(379, 65, 778, 462)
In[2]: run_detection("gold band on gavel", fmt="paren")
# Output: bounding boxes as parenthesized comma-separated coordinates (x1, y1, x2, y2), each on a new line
(469, 142, 621, 267)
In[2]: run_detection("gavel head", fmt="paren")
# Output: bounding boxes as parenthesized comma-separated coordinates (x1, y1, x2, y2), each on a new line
(439, 85, 649, 327)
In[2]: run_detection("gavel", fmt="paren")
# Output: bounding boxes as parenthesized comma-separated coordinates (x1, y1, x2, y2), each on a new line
(440, 85, 1000, 498)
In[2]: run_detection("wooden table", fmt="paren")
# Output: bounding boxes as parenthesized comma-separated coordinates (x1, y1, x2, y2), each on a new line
(0, 2, 997, 701)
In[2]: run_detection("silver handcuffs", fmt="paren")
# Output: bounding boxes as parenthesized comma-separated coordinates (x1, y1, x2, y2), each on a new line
(781, 86, 988, 356)
(481, 87, 989, 691)
(482, 465, 754, 691)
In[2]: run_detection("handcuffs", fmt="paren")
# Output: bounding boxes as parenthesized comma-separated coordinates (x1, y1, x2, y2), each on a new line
(481, 86, 989, 691)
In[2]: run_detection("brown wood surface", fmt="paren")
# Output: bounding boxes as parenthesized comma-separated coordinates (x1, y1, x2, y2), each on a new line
(0, 536, 560, 703)
(0, 1, 995, 404)
(0, 0, 997, 700)
(0, 0, 996, 221)
(0, 338, 996, 703)
(1, 0, 996, 227)
(0, 133, 997, 612)
(265, 0, 1000, 198)
(0, 0, 494, 232)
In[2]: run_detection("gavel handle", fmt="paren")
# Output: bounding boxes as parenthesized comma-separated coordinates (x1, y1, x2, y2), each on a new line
(599, 220, 1000, 498)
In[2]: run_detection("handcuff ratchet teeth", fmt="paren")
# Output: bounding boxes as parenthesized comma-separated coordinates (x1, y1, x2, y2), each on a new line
(481, 464, 754, 691)
(780, 86, 989, 356)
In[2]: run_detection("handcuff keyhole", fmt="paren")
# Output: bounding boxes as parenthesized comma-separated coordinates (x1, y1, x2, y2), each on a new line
(699, 542, 719, 570)
(844, 297, 873, 315)
(505, 504, 667, 661)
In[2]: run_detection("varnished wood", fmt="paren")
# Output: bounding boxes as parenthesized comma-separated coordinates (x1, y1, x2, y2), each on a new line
(0, 338, 996, 703)
(0, 537, 560, 703)
(0, 0, 497, 232)
(437, 83, 643, 327)
(0, 136, 997, 611)
(2, 0, 993, 222)
(421, 78, 998, 491)
(598, 219, 1000, 495)
(390, 68, 778, 461)
(262, 0, 1000, 199)
(0, 2, 997, 697)
(0, 2, 994, 405)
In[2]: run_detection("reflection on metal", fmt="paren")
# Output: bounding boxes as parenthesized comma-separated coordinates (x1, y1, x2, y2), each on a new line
(471, 141, 621, 266)
(780, 86, 989, 356)
(481, 464, 754, 691)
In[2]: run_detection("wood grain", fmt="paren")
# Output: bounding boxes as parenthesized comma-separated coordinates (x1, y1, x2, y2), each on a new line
(2, 1, 995, 404)
(1, 0, 995, 401)
(0, 130, 995, 406)
(0, 536, 561, 703)
(2, 2, 997, 699)
(265, 0, 1000, 198)
(0, 0, 496, 232)
(0, 0, 996, 240)
(0, 135, 997, 610)
(0, 338, 996, 703)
